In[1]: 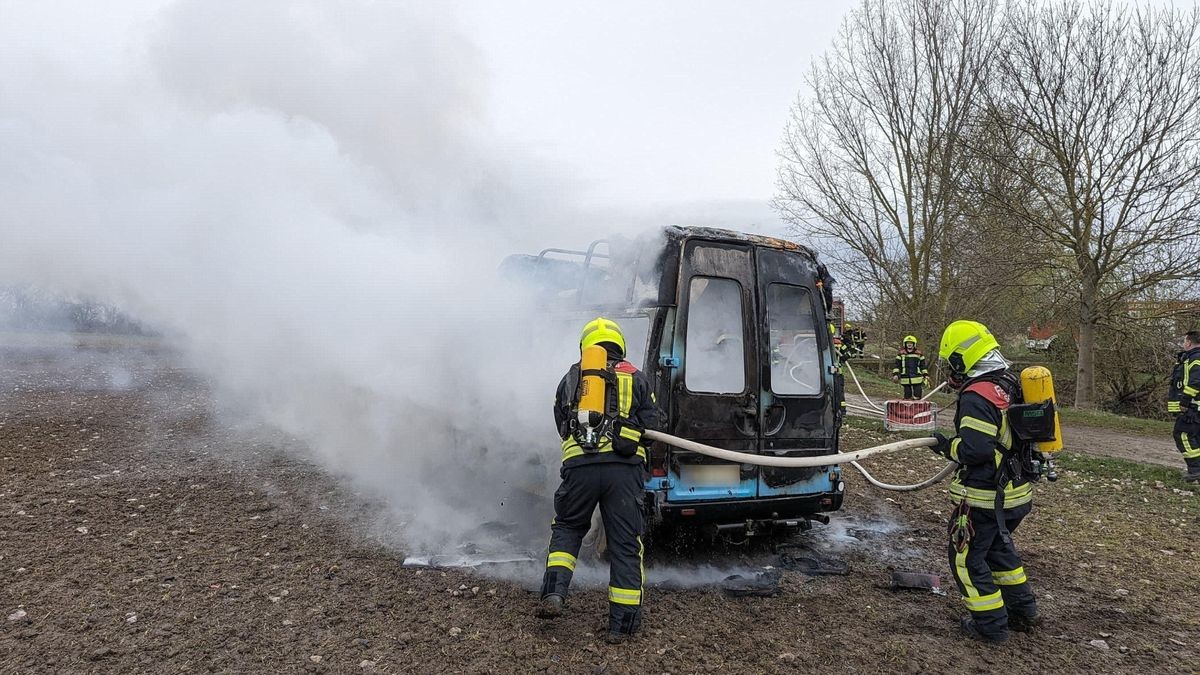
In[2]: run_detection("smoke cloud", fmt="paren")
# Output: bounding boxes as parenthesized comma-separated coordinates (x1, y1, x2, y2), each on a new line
(0, 0, 603, 552)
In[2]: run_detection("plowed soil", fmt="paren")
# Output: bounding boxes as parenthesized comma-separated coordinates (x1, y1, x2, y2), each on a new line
(2, 337, 1197, 673)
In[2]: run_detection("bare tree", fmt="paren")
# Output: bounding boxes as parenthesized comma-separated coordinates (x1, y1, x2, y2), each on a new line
(775, 0, 1001, 341)
(983, 0, 1200, 407)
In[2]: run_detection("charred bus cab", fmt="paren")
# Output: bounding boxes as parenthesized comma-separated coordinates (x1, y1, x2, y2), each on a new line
(503, 226, 844, 535)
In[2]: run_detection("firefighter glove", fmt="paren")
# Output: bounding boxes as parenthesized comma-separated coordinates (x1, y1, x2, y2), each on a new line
(931, 432, 951, 458)
(1182, 408, 1200, 426)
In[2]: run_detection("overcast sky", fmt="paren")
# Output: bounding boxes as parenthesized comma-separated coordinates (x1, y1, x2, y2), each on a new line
(452, 1, 858, 232)
(448, 0, 1183, 234)
(455, 3, 856, 198)
(4, 0, 1178, 243)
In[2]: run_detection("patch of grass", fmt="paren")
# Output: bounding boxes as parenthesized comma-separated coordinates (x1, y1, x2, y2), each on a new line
(848, 362, 1175, 436)
(1036, 451, 1197, 558)
(842, 414, 933, 441)
(1058, 407, 1174, 435)
(1058, 450, 1187, 485)
(842, 415, 888, 434)
(844, 363, 957, 406)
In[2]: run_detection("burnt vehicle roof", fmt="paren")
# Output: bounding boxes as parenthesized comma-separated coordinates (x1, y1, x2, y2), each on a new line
(500, 225, 821, 309)
(659, 226, 817, 259)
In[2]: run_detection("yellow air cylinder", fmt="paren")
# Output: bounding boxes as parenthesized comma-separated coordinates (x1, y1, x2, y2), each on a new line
(578, 344, 608, 419)
(1020, 366, 1063, 454)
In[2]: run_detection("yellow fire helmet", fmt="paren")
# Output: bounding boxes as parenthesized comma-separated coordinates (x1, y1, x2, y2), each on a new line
(939, 320, 999, 374)
(903, 335, 917, 345)
(580, 317, 626, 357)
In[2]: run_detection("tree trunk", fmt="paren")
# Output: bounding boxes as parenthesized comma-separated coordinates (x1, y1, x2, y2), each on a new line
(1075, 319, 1095, 408)
(1072, 253, 1100, 409)
(1074, 274, 1099, 408)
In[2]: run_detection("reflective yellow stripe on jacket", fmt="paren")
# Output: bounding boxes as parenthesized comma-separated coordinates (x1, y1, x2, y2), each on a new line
(561, 371, 645, 462)
(1170, 356, 1200, 412)
(950, 481, 1034, 509)
(893, 353, 927, 384)
(950, 408, 1031, 509)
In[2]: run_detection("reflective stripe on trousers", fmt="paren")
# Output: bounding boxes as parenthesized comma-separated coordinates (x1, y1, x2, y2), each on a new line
(1175, 417, 1200, 460)
(948, 506, 1037, 637)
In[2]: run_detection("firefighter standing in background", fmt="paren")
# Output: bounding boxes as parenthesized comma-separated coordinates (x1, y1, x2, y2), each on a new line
(892, 335, 929, 399)
(537, 318, 661, 643)
(835, 327, 850, 361)
(1167, 330, 1200, 483)
(844, 322, 865, 357)
(931, 320, 1040, 644)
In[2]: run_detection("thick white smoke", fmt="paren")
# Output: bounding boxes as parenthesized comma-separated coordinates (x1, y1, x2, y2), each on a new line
(0, 0, 599, 551)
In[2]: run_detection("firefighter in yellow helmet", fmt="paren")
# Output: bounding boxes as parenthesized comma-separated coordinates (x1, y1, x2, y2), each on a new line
(843, 322, 865, 358)
(930, 320, 1040, 643)
(891, 334, 929, 399)
(537, 318, 661, 643)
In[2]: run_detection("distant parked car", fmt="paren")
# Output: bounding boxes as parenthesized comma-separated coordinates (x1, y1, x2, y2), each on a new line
(1027, 334, 1057, 351)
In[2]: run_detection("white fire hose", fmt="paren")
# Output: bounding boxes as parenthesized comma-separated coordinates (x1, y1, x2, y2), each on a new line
(642, 429, 956, 492)
(843, 362, 886, 411)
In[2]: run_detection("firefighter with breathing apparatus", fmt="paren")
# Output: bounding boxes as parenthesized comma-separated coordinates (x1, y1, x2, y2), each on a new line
(1167, 330, 1200, 482)
(537, 317, 661, 644)
(931, 320, 1062, 643)
(844, 322, 865, 358)
(892, 335, 929, 399)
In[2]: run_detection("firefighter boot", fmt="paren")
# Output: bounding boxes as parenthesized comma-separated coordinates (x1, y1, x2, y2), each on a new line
(960, 616, 1009, 644)
(1008, 609, 1043, 633)
(1184, 458, 1200, 483)
(536, 594, 564, 620)
(604, 631, 632, 645)
(607, 604, 642, 643)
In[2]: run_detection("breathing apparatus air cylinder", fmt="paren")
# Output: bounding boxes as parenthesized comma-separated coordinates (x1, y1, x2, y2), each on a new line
(575, 344, 609, 450)
(1019, 366, 1062, 454)
(1016, 366, 1062, 481)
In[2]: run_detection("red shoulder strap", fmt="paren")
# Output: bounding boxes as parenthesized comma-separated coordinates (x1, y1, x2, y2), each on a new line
(964, 381, 1012, 410)
(614, 361, 639, 374)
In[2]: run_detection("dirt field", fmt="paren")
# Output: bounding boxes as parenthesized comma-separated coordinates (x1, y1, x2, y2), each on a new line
(2, 339, 1198, 673)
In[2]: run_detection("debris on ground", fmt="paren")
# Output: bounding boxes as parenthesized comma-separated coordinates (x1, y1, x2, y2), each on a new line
(719, 571, 781, 597)
(890, 570, 942, 594)
(776, 547, 850, 576)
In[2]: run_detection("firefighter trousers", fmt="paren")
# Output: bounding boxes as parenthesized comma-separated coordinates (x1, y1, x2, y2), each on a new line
(1172, 415, 1200, 470)
(541, 461, 646, 635)
(902, 383, 924, 400)
(947, 502, 1038, 639)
